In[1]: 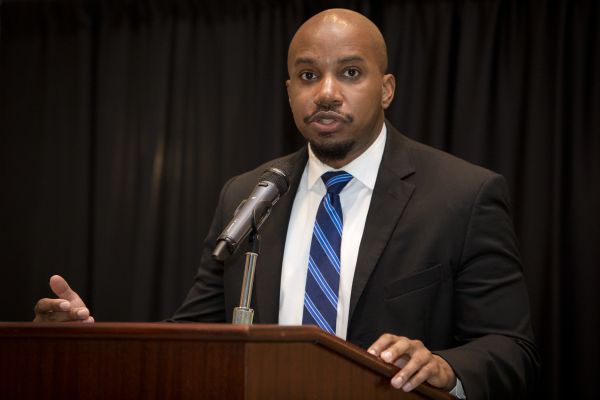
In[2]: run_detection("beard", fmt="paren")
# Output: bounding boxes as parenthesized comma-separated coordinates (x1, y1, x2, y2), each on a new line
(309, 138, 356, 164)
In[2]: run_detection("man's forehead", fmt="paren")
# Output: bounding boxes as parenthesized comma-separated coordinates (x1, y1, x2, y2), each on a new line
(290, 20, 363, 50)
(292, 53, 367, 67)
(287, 9, 388, 73)
(289, 37, 374, 66)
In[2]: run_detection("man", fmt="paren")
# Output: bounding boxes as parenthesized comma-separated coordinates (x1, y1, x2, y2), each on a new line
(34, 9, 539, 399)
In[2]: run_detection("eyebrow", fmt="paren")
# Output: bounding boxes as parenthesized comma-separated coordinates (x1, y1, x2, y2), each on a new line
(294, 57, 317, 66)
(294, 55, 366, 67)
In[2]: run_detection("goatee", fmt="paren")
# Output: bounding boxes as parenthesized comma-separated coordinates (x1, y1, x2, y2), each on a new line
(310, 139, 355, 163)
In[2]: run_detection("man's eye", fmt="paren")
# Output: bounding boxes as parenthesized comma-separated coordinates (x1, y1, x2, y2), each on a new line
(343, 68, 360, 78)
(300, 71, 317, 80)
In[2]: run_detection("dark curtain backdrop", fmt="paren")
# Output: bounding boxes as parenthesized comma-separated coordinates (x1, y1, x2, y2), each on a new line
(1, 0, 598, 398)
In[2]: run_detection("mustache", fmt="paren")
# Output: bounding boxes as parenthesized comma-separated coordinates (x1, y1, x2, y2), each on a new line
(304, 109, 354, 124)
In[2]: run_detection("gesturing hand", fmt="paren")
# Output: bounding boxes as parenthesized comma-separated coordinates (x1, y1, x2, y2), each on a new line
(33, 275, 94, 323)
(368, 334, 456, 392)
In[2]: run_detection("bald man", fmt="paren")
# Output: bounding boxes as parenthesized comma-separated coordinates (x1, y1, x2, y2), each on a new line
(35, 9, 539, 399)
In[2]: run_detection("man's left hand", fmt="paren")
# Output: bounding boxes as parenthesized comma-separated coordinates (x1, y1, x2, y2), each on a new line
(368, 333, 456, 392)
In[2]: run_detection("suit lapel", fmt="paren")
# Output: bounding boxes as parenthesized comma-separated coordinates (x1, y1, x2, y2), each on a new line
(349, 124, 416, 320)
(253, 148, 308, 323)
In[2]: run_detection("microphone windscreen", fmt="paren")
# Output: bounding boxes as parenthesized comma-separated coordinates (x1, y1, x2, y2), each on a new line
(260, 160, 292, 195)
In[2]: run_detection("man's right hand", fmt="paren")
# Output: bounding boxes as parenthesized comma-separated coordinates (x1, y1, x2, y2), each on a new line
(33, 275, 94, 323)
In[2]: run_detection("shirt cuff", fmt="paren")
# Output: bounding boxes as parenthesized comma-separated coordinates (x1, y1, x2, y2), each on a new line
(449, 377, 466, 399)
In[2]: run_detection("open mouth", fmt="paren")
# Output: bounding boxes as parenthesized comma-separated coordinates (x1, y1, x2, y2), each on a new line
(317, 118, 337, 125)
(305, 110, 352, 132)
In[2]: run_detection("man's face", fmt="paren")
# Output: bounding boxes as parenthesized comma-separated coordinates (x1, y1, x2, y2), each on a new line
(286, 17, 395, 168)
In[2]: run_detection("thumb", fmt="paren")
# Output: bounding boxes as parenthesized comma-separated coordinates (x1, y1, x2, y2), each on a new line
(49, 275, 82, 303)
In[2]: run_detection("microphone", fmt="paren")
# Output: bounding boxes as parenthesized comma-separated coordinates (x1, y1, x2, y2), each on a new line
(212, 161, 292, 261)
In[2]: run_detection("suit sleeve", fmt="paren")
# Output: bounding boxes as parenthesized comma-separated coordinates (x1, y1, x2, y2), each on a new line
(435, 174, 540, 399)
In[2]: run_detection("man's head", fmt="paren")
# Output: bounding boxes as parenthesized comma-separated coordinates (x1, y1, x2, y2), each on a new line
(286, 9, 395, 168)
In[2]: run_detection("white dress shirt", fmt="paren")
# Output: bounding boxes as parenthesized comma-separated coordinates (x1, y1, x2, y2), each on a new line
(278, 124, 387, 339)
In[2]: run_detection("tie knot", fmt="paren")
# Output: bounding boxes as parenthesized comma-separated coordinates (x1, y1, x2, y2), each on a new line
(321, 171, 353, 195)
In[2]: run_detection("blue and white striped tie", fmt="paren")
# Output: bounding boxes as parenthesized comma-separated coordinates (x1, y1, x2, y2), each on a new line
(303, 171, 353, 334)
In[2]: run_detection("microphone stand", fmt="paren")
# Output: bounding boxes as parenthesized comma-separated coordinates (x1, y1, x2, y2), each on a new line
(231, 213, 261, 325)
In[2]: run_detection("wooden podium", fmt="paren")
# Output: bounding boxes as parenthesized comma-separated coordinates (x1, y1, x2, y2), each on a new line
(0, 323, 453, 399)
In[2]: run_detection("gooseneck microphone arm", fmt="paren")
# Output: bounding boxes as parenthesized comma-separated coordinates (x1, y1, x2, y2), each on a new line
(231, 215, 261, 324)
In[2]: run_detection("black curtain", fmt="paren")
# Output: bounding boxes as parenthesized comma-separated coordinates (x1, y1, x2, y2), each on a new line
(0, 1, 598, 398)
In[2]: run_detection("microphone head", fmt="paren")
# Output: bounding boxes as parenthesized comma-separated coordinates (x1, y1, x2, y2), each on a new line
(260, 160, 292, 195)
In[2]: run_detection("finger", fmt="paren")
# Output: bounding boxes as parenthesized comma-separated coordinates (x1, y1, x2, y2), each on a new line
(82, 316, 95, 323)
(34, 298, 71, 315)
(400, 361, 436, 392)
(47, 310, 93, 323)
(391, 345, 432, 389)
(394, 354, 410, 369)
(35, 307, 91, 323)
(379, 337, 413, 364)
(34, 300, 91, 322)
(68, 307, 90, 321)
(49, 275, 79, 300)
(367, 333, 403, 357)
(49, 275, 82, 303)
(35, 310, 78, 322)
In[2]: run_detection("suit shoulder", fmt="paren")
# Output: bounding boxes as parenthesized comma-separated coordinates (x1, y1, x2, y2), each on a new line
(393, 134, 511, 207)
(222, 147, 307, 197)
(403, 135, 500, 183)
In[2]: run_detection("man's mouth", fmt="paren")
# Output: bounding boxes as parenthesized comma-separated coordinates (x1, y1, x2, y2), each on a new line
(319, 118, 337, 125)
(304, 111, 353, 132)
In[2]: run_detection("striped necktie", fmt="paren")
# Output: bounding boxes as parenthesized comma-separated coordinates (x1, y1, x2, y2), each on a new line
(302, 171, 353, 334)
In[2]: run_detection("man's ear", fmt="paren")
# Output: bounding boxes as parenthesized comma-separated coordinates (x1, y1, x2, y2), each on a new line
(381, 74, 396, 109)
(286, 79, 291, 103)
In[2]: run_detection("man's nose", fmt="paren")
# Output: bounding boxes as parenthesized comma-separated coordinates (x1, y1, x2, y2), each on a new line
(314, 75, 342, 108)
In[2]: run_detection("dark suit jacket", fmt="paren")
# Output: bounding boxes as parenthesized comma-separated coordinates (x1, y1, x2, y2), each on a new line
(172, 123, 540, 399)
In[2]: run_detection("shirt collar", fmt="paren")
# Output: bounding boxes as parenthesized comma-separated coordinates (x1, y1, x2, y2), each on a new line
(307, 123, 387, 191)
